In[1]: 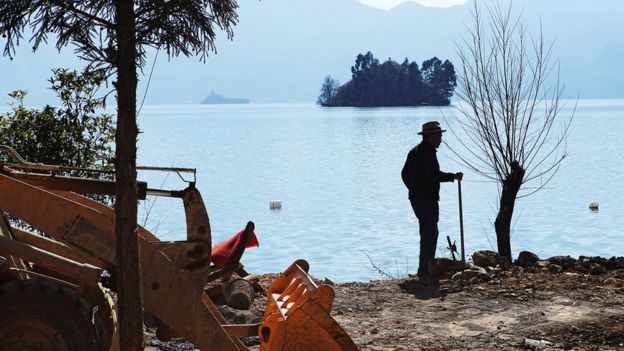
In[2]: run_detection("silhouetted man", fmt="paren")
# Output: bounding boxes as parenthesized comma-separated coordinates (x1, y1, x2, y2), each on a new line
(401, 121, 463, 278)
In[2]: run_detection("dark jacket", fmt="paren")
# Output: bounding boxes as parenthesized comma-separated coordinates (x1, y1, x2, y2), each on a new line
(401, 140, 455, 201)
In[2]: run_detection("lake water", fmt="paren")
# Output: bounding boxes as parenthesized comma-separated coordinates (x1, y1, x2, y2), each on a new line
(135, 100, 623, 282)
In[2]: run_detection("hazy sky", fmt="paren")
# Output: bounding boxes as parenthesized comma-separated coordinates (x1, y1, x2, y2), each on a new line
(359, 0, 468, 9)
(1, 0, 622, 104)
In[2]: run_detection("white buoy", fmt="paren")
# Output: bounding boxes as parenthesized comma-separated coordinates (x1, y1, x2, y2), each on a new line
(589, 202, 599, 211)
(270, 200, 282, 210)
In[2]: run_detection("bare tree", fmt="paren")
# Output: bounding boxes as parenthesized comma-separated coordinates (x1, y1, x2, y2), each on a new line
(450, 2, 573, 262)
(0, 1, 239, 349)
(317, 75, 340, 106)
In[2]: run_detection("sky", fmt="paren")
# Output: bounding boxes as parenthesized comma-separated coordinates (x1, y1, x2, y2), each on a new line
(0, 0, 622, 105)
(359, 0, 468, 9)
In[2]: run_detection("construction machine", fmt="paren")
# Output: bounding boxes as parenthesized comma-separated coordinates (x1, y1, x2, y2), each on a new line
(0, 146, 358, 351)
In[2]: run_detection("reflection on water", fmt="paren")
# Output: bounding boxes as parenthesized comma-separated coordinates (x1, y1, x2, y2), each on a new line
(136, 100, 624, 282)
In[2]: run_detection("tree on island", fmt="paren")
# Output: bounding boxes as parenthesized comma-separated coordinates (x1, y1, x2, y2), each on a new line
(0, 1, 239, 349)
(318, 51, 457, 107)
(450, 3, 573, 262)
(317, 75, 340, 106)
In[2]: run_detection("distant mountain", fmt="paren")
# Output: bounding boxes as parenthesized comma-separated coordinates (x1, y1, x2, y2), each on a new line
(1, 0, 623, 105)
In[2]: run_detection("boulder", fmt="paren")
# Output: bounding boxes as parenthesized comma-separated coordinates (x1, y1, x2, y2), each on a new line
(579, 256, 624, 270)
(516, 251, 540, 267)
(588, 262, 607, 275)
(573, 257, 608, 274)
(451, 266, 489, 283)
(428, 258, 467, 278)
(547, 264, 563, 274)
(606, 256, 624, 270)
(472, 250, 501, 268)
(546, 255, 577, 269)
(535, 260, 550, 268)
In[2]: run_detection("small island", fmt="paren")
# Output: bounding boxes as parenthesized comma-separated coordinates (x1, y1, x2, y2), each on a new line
(201, 91, 250, 104)
(318, 51, 457, 107)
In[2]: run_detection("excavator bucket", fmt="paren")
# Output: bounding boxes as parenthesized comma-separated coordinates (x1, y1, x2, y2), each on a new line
(259, 260, 359, 351)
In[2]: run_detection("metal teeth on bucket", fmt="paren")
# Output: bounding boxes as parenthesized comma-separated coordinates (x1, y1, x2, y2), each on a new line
(259, 260, 359, 351)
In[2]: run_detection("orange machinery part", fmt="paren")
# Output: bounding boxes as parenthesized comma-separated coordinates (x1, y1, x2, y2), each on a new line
(259, 260, 359, 351)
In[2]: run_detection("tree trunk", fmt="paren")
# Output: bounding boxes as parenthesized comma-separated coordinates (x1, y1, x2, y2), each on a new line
(115, 1, 143, 350)
(494, 161, 524, 262)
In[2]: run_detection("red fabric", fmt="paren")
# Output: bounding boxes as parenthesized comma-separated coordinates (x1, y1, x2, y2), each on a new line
(211, 229, 259, 269)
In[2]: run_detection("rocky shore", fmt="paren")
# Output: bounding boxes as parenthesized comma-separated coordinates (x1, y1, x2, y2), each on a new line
(146, 253, 624, 351)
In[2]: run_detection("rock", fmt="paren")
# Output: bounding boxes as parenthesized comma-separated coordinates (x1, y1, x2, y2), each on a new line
(588, 262, 607, 275)
(217, 305, 260, 324)
(472, 250, 502, 268)
(428, 258, 467, 278)
(516, 251, 539, 267)
(579, 256, 600, 269)
(579, 256, 624, 270)
(547, 264, 563, 274)
(547, 255, 577, 269)
(607, 256, 624, 270)
(535, 260, 550, 268)
(573, 257, 608, 274)
(523, 338, 553, 350)
(146, 336, 198, 350)
(574, 263, 589, 273)
(451, 266, 489, 283)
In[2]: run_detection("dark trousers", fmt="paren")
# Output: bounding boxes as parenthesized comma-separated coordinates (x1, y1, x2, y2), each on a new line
(410, 199, 439, 277)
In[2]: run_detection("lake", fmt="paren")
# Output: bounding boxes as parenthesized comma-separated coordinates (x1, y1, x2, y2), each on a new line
(134, 100, 623, 282)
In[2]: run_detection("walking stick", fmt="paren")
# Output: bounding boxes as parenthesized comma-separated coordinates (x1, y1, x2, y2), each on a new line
(458, 179, 465, 262)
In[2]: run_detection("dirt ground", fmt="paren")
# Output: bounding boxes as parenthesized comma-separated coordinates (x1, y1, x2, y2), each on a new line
(146, 255, 624, 351)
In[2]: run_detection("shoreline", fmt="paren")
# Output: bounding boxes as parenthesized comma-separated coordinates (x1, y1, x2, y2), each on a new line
(147, 253, 624, 350)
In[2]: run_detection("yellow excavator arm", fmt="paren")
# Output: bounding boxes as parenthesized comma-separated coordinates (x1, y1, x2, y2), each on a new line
(0, 147, 358, 351)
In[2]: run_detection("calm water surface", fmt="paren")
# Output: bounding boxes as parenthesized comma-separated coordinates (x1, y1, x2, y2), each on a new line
(136, 100, 624, 282)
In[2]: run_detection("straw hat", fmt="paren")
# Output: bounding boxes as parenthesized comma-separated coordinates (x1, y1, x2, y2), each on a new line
(418, 121, 446, 135)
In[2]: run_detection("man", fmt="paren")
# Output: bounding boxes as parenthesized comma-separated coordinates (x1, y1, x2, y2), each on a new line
(401, 121, 463, 278)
